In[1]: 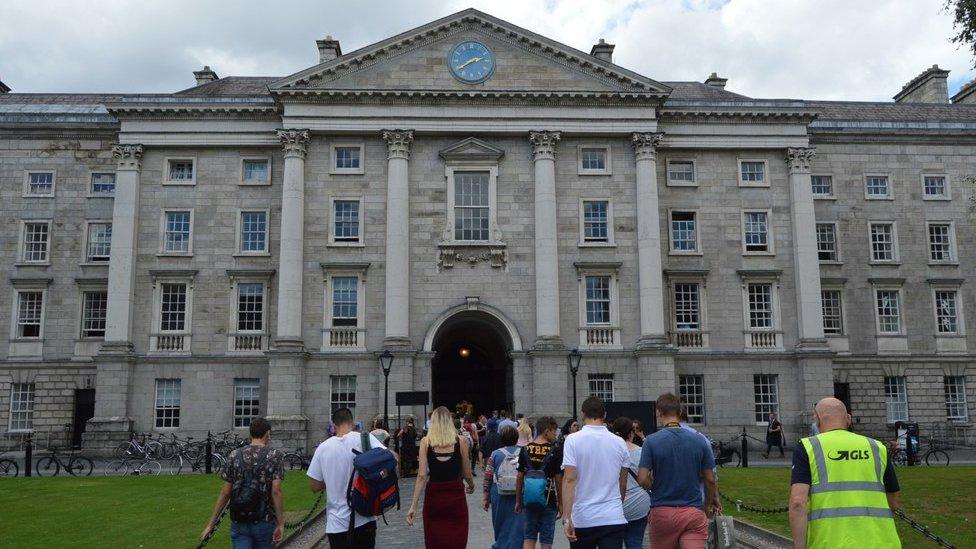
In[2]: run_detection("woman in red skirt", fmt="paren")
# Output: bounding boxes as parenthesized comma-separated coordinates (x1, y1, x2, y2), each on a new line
(406, 406, 475, 548)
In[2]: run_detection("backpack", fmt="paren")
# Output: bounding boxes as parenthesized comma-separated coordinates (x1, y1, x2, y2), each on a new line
(494, 447, 520, 495)
(347, 433, 399, 532)
(458, 427, 473, 448)
(229, 447, 271, 523)
(482, 429, 500, 456)
(522, 445, 554, 511)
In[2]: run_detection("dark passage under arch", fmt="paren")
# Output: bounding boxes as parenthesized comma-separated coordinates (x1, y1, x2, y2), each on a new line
(430, 310, 513, 415)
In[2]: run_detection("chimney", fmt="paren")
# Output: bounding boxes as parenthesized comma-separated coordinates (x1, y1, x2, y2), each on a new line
(893, 64, 950, 104)
(704, 72, 728, 89)
(951, 77, 976, 104)
(590, 38, 615, 62)
(192, 65, 219, 85)
(316, 35, 342, 63)
(0, 79, 9, 94)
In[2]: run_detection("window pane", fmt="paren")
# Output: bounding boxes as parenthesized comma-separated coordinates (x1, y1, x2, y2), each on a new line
(821, 290, 843, 335)
(330, 375, 357, 413)
(82, 291, 108, 338)
(16, 291, 43, 338)
(164, 211, 191, 252)
(744, 212, 769, 252)
(91, 173, 116, 194)
(9, 383, 35, 431)
(753, 374, 778, 422)
(155, 379, 181, 428)
(588, 373, 614, 402)
(816, 223, 836, 262)
(240, 212, 267, 252)
(679, 375, 705, 423)
(27, 172, 53, 195)
(668, 161, 695, 182)
(234, 379, 261, 427)
(332, 277, 359, 327)
(22, 222, 50, 262)
(944, 376, 968, 421)
(741, 161, 765, 183)
(671, 211, 697, 252)
(453, 172, 490, 241)
(583, 201, 609, 242)
(242, 160, 269, 182)
(866, 175, 889, 197)
(748, 284, 773, 329)
(673, 283, 700, 331)
(168, 160, 194, 181)
(928, 224, 953, 262)
(876, 290, 901, 334)
(160, 283, 187, 332)
(237, 283, 264, 332)
(335, 147, 361, 169)
(581, 148, 606, 171)
(87, 223, 112, 261)
(923, 176, 946, 197)
(884, 376, 908, 423)
(870, 223, 895, 261)
(333, 200, 361, 241)
(935, 290, 958, 334)
(585, 276, 611, 325)
(811, 175, 833, 196)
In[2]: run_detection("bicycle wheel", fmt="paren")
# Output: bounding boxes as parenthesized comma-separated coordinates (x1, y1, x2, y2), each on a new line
(0, 458, 19, 477)
(168, 455, 185, 475)
(104, 459, 128, 476)
(145, 441, 163, 458)
(891, 449, 908, 467)
(284, 453, 305, 471)
(729, 449, 741, 467)
(114, 442, 133, 460)
(157, 442, 175, 460)
(143, 460, 162, 476)
(67, 456, 94, 477)
(925, 449, 950, 466)
(211, 454, 226, 475)
(35, 456, 60, 476)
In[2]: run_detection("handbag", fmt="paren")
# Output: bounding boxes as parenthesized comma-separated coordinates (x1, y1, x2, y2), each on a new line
(708, 512, 736, 549)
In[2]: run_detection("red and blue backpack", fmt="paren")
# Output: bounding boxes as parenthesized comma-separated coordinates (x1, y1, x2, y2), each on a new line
(346, 432, 399, 532)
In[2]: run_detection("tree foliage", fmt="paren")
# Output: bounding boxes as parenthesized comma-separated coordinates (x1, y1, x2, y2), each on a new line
(947, 0, 976, 67)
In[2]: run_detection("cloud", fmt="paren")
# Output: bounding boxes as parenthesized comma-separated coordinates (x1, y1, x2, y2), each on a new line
(0, 0, 972, 101)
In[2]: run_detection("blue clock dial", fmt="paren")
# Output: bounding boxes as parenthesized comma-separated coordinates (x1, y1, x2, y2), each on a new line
(449, 41, 495, 84)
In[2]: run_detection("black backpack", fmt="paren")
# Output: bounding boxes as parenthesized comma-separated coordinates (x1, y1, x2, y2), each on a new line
(229, 447, 271, 523)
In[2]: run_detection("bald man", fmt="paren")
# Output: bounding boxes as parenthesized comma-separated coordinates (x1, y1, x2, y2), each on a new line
(789, 398, 901, 548)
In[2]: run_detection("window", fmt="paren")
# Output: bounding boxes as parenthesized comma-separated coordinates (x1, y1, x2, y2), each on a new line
(453, 171, 490, 241)
(742, 211, 771, 253)
(922, 175, 948, 199)
(753, 374, 779, 423)
(241, 159, 270, 184)
(25, 171, 54, 196)
(333, 146, 362, 171)
(935, 290, 960, 334)
(679, 375, 705, 423)
(869, 222, 897, 262)
(865, 175, 890, 199)
(162, 210, 192, 254)
(821, 290, 844, 336)
(585, 276, 612, 325)
(165, 159, 195, 184)
(673, 283, 701, 331)
(330, 375, 357, 413)
(739, 160, 766, 185)
(237, 283, 264, 332)
(582, 200, 610, 244)
(9, 383, 35, 431)
(234, 379, 261, 428)
(86, 222, 112, 262)
(670, 211, 699, 253)
(154, 379, 181, 428)
(747, 283, 774, 330)
(90, 173, 116, 195)
(945, 376, 968, 422)
(239, 211, 268, 254)
(331, 277, 359, 327)
(884, 376, 908, 423)
(815, 223, 838, 262)
(160, 283, 188, 332)
(21, 222, 50, 263)
(667, 160, 696, 185)
(578, 146, 610, 175)
(15, 291, 44, 338)
(332, 199, 362, 244)
(811, 175, 833, 198)
(81, 291, 108, 338)
(876, 290, 902, 334)
(927, 223, 955, 263)
(588, 373, 614, 402)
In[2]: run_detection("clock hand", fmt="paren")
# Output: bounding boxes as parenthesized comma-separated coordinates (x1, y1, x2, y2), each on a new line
(455, 57, 482, 70)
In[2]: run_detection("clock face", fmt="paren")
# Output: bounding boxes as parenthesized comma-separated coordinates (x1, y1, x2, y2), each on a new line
(449, 41, 495, 84)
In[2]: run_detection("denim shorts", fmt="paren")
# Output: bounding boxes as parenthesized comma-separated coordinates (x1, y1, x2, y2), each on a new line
(522, 505, 557, 544)
(229, 520, 276, 549)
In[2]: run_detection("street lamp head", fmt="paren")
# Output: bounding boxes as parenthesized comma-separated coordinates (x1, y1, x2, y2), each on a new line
(568, 348, 582, 376)
(379, 349, 394, 376)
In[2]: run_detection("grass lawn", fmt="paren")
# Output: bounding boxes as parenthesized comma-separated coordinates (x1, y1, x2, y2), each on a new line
(0, 473, 321, 548)
(719, 466, 976, 548)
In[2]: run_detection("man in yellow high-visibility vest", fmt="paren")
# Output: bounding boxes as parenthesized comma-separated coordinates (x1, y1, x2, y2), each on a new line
(789, 398, 902, 549)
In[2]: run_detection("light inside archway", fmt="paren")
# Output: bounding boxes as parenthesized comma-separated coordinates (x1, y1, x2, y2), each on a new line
(458, 347, 471, 359)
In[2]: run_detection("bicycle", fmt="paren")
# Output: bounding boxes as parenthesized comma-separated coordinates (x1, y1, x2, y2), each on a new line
(168, 444, 226, 475)
(104, 456, 162, 476)
(115, 432, 162, 460)
(0, 443, 19, 477)
(711, 438, 741, 468)
(35, 446, 94, 477)
(889, 438, 951, 467)
(282, 447, 311, 471)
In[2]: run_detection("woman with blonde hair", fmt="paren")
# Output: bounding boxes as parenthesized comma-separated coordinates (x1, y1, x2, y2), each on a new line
(516, 418, 533, 447)
(406, 406, 475, 548)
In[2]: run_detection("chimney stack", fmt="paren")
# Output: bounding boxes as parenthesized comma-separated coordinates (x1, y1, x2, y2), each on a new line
(893, 64, 950, 104)
(317, 35, 342, 63)
(704, 72, 728, 89)
(590, 38, 615, 62)
(0, 79, 9, 94)
(192, 65, 219, 85)
(951, 77, 976, 104)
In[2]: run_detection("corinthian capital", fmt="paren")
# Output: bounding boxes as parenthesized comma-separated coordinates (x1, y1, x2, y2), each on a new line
(786, 147, 816, 173)
(277, 129, 310, 159)
(382, 129, 414, 160)
(528, 131, 561, 161)
(112, 143, 144, 171)
(631, 132, 664, 161)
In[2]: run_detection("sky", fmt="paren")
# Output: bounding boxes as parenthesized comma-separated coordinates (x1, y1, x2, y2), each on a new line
(0, 0, 974, 101)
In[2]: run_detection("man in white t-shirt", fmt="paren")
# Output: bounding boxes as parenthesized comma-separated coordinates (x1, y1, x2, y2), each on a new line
(307, 407, 386, 549)
(561, 396, 629, 548)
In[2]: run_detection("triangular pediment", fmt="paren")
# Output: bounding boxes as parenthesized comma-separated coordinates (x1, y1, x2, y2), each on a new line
(439, 137, 505, 162)
(271, 9, 670, 99)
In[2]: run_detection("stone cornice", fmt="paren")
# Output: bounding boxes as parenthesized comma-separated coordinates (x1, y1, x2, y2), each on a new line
(273, 89, 662, 106)
(105, 102, 278, 119)
(382, 129, 414, 160)
(659, 108, 819, 124)
(529, 130, 560, 160)
(278, 129, 310, 159)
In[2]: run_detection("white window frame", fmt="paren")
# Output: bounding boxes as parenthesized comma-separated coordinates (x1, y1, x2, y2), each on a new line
(231, 281, 268, 335)
(87, 171, 116, 197)
(587, 373, 615, 402)
(578, 198, 615, 247)
(753, 374, 779, 424)
(330, 143, 365, 175)
(576, 264, 622, 349)
(944, 376, 969, 422)
(741, 210, 775, 255)
(445, 165, 499, 244)
(926, 221, 957, 264)
(330, 375, 357, 414)
(23, 170, 56, 198)
(239, 156, 272, 186)
(163, 157, 197, 186)
(743, 281, 780, 332)
(864, 173, 892, 200)
(159, 209, 195, 256)
(873, 286, 905, 336)
(577, 144, 612, 175)
(154, 378, 182, 429)
(811, 174, 835, 199)
(84, 220, 113, 264)
(666, 158, 697, 187)
(884, 376, 909, 423)
(18, 220, 52, 265)
(79, 289, 109, 340)
(815, 222, 840, 263)
(149, 272, 196, 354)
(931, 287, 964, 335)
(233, 378, 262, 428)
(868, 221, 899, 264)
(325, 273, 365, 330)
(679, 374, 705, 424)
(669, 209, 702, 255)
(328, 197, 366, 247)
(11, 288, 47, 341)
(8, 382, 36, 432)
(667, 273, 710, 349)
(738, 159, 769, 187)
(921, 174, 950, 201)
(235, 209, 270, 256)
(820, 287, 846, 337)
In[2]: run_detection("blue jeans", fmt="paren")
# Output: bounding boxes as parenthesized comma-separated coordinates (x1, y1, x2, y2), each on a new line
(623, 517, 647, 549)
(229, 520, 276, 549)
(523, 505, 557, 545)
(490, 484, 524, 549)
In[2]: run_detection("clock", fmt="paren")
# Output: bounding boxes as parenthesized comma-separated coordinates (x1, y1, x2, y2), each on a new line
(449, 41, 495, 84)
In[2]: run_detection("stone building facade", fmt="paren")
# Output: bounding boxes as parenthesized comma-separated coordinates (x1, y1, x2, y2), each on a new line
(0, 9, 974, 451)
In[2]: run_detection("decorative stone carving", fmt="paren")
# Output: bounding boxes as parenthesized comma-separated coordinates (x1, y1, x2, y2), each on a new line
(382, 129, 414, 160)
(529, 131, 561, 161)
(112, 144, 144, 171)
(277, 129, 310, 159)
(786, 147, 816, 173)
(437, 243, 508, 271)
(631, 132, 664, 161)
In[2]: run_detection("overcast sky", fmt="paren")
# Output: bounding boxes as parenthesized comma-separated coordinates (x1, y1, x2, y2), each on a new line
(1, 0, 973, 101)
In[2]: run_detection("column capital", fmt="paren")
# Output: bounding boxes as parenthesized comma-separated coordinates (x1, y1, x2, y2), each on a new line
(529, 130, 561, 161)
(786, 147, 816, 173)
(631, 132, 664, 161)
(277, 129, 310, 159)
(112, 144, 144, 171)
(382, 129, 414, 160)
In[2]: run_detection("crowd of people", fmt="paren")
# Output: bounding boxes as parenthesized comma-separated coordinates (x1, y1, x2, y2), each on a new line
(200, 393, 904, 549)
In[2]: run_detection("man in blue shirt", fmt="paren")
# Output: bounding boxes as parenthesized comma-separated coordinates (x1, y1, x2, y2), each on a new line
(638, 393, 719, 549)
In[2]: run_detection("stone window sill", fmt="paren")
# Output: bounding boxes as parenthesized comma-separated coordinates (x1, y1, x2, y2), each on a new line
(670, 250, 703, 257)
(14, 262, 50, 268)
(232, 252, 271, 258)
(157, 253, 194, 258)
(327, 241, 366, 248)
(928, 262, 959, 267)
(579, 241, 615, 248)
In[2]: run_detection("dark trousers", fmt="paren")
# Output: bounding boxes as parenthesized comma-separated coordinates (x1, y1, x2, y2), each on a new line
(326, 521, 376, 549)
(570, 523, 626, 549)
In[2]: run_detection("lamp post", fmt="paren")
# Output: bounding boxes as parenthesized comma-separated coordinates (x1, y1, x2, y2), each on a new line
(379, 350, 394, 429)
(567, 348, 582, 418)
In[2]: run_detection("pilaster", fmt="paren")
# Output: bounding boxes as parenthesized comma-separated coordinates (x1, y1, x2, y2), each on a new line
(529, 131, 563, 350)
(382, 129, 415, 348)
(103, 144, 143, 348)
(632, 132, 668, 349)
(786, 147, 829, 349)
(275, 129, 310, 349)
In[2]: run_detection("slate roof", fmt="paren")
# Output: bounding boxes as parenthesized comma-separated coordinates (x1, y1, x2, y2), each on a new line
(175, 77, 278, 97)
(662, 82, 750, 101)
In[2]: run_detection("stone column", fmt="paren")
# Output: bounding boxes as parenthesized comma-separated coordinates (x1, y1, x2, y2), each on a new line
(786, 147, 827, 346)
(529, 131, 563, 349)
(275, 129, 310, 348)
(632, 133, 667, 348)
(382, 129, 414, 348)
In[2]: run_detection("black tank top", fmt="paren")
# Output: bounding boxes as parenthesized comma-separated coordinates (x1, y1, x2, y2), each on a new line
(427, 438, 462, 481)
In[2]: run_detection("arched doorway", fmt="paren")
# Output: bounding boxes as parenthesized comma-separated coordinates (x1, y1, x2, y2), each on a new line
(428, 308, 516, 415)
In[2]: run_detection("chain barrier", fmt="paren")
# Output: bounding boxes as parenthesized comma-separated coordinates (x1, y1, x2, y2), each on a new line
(895, 509, 957, 549)
(718, 491, 789, 514)
(284, 491, 324, 530)
(197, 504, 228, 549)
